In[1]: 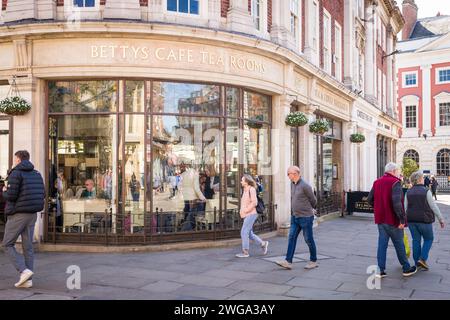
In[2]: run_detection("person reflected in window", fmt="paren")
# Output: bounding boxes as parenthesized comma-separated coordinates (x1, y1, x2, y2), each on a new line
(129, 173, 141, 209)
(180, 163, 206, 231)
(80, 179, 96, 199)
(204, 166, 220, 200)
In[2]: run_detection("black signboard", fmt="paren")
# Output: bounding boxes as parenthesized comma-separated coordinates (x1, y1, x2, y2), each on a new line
(346, 191, 374, 214)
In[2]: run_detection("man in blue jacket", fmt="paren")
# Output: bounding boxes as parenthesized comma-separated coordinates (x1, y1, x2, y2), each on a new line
(2, 150, 45, 288)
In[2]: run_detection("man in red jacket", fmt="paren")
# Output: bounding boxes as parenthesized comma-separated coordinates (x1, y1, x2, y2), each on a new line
(367, 162, 417, 278)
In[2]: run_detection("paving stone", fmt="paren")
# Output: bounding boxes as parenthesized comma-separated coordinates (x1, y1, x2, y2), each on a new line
(284, 287, 355, 300)
(229, 291, 297, 300)
(141, 280, 184, 293)
(228, 280, 292, 295)
(24, 294, 74, 300)
(171, 285, 238, 300)
(174, 274, 236, 288)
(202, 269, 257, 281)
(410, 290, 450, 300)
(286, 277, 342, 290)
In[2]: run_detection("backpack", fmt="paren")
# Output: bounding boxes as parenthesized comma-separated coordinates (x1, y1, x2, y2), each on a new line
(248, 189, 265, 215)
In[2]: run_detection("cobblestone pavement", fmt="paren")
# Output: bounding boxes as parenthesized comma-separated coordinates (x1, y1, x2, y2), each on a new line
(1, 195, 450, 300)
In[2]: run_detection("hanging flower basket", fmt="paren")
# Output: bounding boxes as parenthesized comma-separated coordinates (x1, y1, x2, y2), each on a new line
(0, 76, 31, 116)
(0, 96, 31, 115)
(350, 133, 365, 143)
(285, 111, 308, 127)
(246, 120, 263, 129)
(309, 119, 330, 135)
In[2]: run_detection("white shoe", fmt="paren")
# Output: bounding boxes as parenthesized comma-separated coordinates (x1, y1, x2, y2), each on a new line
(261, 241, 269, 255)
(235, 252, 250, 258)
(15, 269, 34, 288)
(16, 280, 32, 288)
(304, 261, 319, 270)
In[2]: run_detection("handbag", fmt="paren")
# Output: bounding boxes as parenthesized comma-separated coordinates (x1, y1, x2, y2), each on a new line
(248, 189, 265, 215)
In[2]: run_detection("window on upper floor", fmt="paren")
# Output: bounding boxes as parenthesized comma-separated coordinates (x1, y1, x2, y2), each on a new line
(167, 0, 199, 15)
(403, 72, 417, 88)
(251, 0, 262, 31)
(334, 23, 342, 82)
(291, 0, 300, 47)
(323, 10, 331, 73)
(405, 105, 417, 128)
(312, 1, 318, 51)
(439, 102, 450, 126)
(437, 69, 450, 84)
(73, 0, 95, 7)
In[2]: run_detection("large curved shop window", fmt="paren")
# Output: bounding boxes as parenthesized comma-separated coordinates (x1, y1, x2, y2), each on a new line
(47, 80, 272, 243)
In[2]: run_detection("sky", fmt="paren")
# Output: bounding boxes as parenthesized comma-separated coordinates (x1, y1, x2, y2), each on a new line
(413, 0, 450, 18)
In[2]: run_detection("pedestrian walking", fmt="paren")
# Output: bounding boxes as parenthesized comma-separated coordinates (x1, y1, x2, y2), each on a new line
(1, 150, 45, 288)
(424, 175, 431, 189)
(430, 176, 439, 200)
(235, 174, 268, 258)
(276, 166, 318, 270)
(405, 171, 445, 270)
(367, 162, 417, 278)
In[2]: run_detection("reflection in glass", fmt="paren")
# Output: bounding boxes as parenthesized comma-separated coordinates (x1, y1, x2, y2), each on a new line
(225, 119, 240, 229)
(226, 87, 239, 117)
(48, 115, 117, 233)
(123, 115, 145, 234)
(0, 119, 10, 179)
(243, 123, 271, 216)
(243, 91, 270, 122)
(151, 116, 221, 231)
(152, 82, 220, 115)
(125, 81, 145, 112)
(48, 81, 117, 113)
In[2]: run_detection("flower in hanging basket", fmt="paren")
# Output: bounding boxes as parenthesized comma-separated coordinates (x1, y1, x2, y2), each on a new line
(285, 111, 308, 127)
(309, 119, 330, 135)
(350, 133, 365, 143)
(0, 96, 31, 115)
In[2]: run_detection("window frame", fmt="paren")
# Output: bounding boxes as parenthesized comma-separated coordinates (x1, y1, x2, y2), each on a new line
(165, 0, 201, 16)
(439, 102, 450, 127)
(73, 0, 95, 7)
(436, 68, 450, 85)
(403, 71, 418, 88)
(251, 0, 262, 31)
(322, 9, 332, 74)
(405, 105, 417, 128)
(334, 22, 342, 82)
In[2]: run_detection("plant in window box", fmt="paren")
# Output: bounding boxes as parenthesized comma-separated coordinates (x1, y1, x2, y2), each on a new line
(285, 111, 308, 127)
(0, 96, 31, 116)
(350, 133, 365, 143)
(309, 119, 330, 135)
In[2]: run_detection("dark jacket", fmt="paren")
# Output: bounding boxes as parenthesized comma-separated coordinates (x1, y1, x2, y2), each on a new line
(2, 160, 45, 215)
(367, 173, 405, 226)
(204, 176, 219, 200)
(406, 185, 435, 224)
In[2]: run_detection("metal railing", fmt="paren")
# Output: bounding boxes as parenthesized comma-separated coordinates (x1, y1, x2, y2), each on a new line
(316, 192, 343, 216)
(436, 176, 450, 193)
(46, 203, 275, 245)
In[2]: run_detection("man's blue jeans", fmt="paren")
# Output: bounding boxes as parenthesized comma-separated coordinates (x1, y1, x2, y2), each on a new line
(285, 215, 317, 263)
(408, 223, 434, 264)
(377, 224, 411, 272)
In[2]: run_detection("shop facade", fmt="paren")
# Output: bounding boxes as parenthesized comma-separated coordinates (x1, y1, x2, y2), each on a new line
(0, 0, 403, 246)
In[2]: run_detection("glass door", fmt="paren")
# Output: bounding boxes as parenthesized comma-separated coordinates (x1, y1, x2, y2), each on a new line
(0, 117, 12, 239)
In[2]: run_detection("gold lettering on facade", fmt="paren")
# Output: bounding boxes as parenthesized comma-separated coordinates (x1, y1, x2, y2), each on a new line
(90, 45, 267, 74)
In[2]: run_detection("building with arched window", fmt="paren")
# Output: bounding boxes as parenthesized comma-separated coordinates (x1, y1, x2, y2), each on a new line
(396, 0, 450, 192)
(1, 0, 404, 246)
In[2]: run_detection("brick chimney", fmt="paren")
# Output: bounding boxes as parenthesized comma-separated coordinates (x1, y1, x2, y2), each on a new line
(402, 0, 418, 40)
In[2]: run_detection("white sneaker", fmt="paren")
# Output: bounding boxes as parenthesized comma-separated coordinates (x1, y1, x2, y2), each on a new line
(14, 269, 34, 288)
(261, 241, 269, 255)
(16, 280, 32, 288)
(304, 261, 319, 270)
(235, 252, 250, 258)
